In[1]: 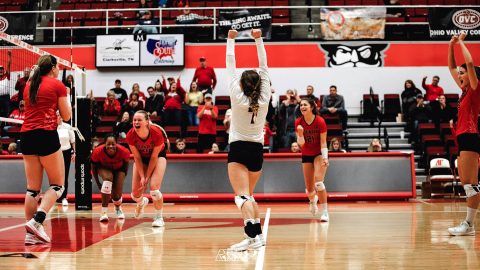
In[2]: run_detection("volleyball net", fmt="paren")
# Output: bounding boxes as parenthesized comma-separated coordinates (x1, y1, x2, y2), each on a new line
(0, 32, 92, 210)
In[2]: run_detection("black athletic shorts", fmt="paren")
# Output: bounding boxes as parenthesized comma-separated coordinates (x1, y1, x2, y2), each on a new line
(302, 153, 321, 163)
(457, 133, 480, 154)
(20, 129, 60, 156)
(141, 146, 167, 164)
(228, 141, 263, 172)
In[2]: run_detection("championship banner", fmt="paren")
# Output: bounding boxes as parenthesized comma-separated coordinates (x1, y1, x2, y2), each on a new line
(428, 8, 480, 39)
(217, 9, 272, 40)
(0, 14, 37, 42)
(320, 7, 386, 40)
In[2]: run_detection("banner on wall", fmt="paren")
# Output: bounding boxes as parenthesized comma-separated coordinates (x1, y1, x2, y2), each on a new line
(0, 14, 37, 41)
(96, 34, 184, 67)
(217, 9, 272, 40)
(320, 7, 386, 40)
(428, 8, 480, 39)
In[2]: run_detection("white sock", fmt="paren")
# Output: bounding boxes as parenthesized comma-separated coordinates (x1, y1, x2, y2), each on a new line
(255, 218, 261, 224)
(155, 209, 163, 218)
(101, 207, 108, 213)
(466, 207, 477, 225)
(320, 203, 328, 212)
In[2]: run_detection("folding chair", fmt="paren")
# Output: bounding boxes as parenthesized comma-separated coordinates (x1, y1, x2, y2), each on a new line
(423, 158, 455, 198)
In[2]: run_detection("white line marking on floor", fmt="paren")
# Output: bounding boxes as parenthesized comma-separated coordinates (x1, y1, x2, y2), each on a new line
(255, 207, 271, 270)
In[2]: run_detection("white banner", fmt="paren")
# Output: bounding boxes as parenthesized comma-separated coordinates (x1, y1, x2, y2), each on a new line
(139, 34, 184, 67)
(96, 35, 140, 67)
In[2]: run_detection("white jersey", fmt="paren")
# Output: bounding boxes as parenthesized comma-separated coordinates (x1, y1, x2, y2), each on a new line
(226, 38, 271, 144)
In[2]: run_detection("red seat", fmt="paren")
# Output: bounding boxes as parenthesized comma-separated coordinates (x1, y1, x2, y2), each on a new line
(255, 0, 272, 6)
(328, 0, 345, 5)
(272, 17, 289, 24)
(222, 0, 239, 6)
(108, 2, 124, 9)
(272, 9, 289, 17)
(272, 0, 289, 5)
(362, 0, 380, 4)
(75, 3, 90, 10)
(344, 0, 361, 5)
(59, 3, 74, 10)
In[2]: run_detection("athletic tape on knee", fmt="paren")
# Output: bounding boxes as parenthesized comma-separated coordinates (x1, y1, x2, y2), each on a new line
(130, 193, 142, 203)
(150, 190, 163, 201)
(464, 184, 480, 198)
(101, 181, 112, 194)
(315, 181, 326, 192)
(235, 195, 252, 210)
(26, 189, 40, 201)
(112, 197, 122, 206)
(49, 185, 65, 199)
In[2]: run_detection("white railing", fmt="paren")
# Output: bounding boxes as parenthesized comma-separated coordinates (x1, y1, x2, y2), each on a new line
(0, 5, 476, 42)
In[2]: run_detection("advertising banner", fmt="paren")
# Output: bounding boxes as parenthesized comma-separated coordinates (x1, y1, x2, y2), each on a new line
(217, 9, 272, 39)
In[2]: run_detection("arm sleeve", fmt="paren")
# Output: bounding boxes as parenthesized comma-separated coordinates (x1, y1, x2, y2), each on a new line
(255, 37, 271, 102)
(226, 39, 237, 82)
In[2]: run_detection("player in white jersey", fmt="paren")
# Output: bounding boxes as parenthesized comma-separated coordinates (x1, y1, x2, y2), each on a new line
(225, 29, 272, 252)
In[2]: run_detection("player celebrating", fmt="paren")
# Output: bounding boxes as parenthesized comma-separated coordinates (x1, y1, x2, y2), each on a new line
(91, 134, 131, 222)
(295, 98, 330, 222)
(447, 33, 480, 236)
(226, 29, 271, 251)
(126, 110, 168, 227)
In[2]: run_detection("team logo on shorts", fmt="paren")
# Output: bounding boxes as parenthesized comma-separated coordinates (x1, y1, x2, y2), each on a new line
(0, 16, 9, 33)
(146, 38, 177, 64)
(320, 43, 388, 67)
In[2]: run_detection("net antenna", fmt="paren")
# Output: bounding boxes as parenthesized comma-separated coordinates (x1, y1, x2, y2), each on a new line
(0, 32, 87, 131)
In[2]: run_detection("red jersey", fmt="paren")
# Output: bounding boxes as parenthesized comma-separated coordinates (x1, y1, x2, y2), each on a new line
(21, 76, 67, 131)
(126, 125, 165, 158)
(91, 144, 130, 170)
(264, 125, 273, 146)
(295, 115, 327, 156)
(422, 83, 444, 102)
(193, 66, 217, 88)
(456, 84, 480, 136)
(198, 105, 218, 135)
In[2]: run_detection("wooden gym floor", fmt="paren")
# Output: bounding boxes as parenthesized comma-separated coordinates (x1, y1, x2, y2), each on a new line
(0, 200, 479, 269)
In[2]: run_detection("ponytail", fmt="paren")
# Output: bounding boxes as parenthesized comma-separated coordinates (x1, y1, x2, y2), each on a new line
(240, 70, 262, 124)
(29, 55, 57, 104)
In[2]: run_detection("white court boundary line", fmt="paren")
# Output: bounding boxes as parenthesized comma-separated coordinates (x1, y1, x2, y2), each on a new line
(255, 207, 271, 270)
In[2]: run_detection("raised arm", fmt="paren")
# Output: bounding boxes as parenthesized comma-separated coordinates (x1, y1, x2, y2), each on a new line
(252, 29, 268, 72)
(458, 32, 478, 90)
(226, 30, 237, 80)
(448, 35, 462, 88)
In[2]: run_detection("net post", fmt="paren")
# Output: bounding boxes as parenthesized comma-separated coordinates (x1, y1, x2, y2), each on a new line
(75, 97, 92, 210)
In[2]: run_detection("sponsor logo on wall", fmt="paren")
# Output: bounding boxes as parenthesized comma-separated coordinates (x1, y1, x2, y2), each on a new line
(96, 35, 139, 67)
(320, 43, 388, 67)
(0, 14, 36, 41)
(140, 34, 184, 67)
(429, 8, 480, 39)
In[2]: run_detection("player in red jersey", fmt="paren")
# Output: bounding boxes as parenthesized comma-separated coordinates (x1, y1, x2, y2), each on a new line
(91, 134, 131, 222)
(126, 110, 169, 227)
(295, 98, 330, 222)
(447, 33, 480, 236)
(21, 55, 71, 245)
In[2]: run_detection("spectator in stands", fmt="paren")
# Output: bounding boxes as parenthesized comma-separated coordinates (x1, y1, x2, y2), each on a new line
(291, 141, 301, 153)
(62, 69, 76, 115)
(104, 90, 122, 116)
(305, 85, 320, 106)
(192, 57, 217, 95)
(329, 137, 346, 153)
(367, 138, 383, 152)
(125, 93, 144, 115)
(223, 108, 232, 151)
(163, 80, 185, 127)
(131, 83, 146, 104)
(56, 112, 76, 206)
(2, 100, 26, 136)
(145, 86, 163, 118)
(197, 93, 218, 153)
(320, 85, 348, 131)
(422, 75, 444, 102)
(173, 138, 186, 154)
(401, 79, 422, 122)
(7, 142, 17, 155)
(110, 79, 128, 108)
(431, 94, 455, 129)
(384, 0, 406, 18)
(264, 121, 275, 153)
(133, 10, 159, 34)
(185, 81, 203, 126)
(0, 51, 11, 118)
(208, 142, 221, 154)
(15, 67, 31, 102)
(154, 79, 164, 95)
(176, 5, 212, 25)
(279, 89, 300, 148)
(137, 0, 152, 18)
(408, 94, 432, 144)
(114, 112, 132, 139)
